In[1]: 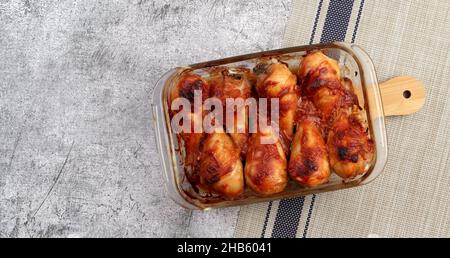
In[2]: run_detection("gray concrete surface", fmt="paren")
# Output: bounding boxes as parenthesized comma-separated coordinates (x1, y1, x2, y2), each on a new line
(0, 0, 291, 237)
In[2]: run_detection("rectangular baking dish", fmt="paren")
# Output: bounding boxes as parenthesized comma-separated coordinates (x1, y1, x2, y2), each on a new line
(151, 42, 388, 210)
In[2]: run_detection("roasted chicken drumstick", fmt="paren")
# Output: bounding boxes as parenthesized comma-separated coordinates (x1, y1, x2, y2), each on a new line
(199, 127, 244, 198)
(288, 99, 331, 187)
(169, 73, 209, 185)
(243, 61, 297, 195)
(245, 126, 288, 195)
(209, 68, 252, 159)
(254, 61, 298, 153)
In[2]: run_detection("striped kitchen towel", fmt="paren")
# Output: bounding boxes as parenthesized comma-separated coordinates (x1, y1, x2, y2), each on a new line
(234, 0, 450, 238)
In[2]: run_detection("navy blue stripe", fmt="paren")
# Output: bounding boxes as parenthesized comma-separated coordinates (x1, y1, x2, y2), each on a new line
(302, 194, 316, 238)
(309, 0, 325, 45)
(268, 0, 324, 239)
(303, 0, 365, 238)
(320, 0, 355, 43)
(351, 0, 365, 43)
(260, 201, 272, 238)
(271, 197, 305, 238)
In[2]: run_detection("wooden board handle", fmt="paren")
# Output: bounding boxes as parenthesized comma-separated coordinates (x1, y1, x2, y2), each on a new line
(379, 76, 426, 116)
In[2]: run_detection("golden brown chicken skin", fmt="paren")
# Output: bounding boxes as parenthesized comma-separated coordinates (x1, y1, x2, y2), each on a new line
(245, 127, 288, 195)
(327, 110, 374, 179)
(298, 51, 355, 122)
(169, 73, 209, 185)
(254, 61, 298, 153)
(289, 100, 330, 187)
(255, 62, 297, 98)
(199, 127, 244, 198)
(209, 68, 252, 158)
(169, 72, 210, 105)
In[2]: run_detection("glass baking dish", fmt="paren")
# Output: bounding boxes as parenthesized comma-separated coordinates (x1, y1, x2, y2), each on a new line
(151, 42, 389, 210)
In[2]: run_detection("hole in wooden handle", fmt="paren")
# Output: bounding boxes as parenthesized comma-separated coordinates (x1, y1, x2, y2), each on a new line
(403, 90, 411, 99)
(379, 76, 426, 117)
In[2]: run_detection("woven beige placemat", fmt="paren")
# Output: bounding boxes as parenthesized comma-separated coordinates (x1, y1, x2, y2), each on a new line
(235, 0, 450, 238)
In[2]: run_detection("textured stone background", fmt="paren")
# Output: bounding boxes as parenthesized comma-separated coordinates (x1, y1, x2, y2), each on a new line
(0, 0, 291, 237)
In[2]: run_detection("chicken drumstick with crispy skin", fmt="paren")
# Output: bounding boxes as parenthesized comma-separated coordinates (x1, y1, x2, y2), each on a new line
(254, 61, 298, 153)
(169, 73, 209, 185)
(244, 61, 296, 195)
(245, 126, 288, 195)
(327, 109, 374, 178)
(288, 99, 330, 187)
(199, 126, 244, 198)
(209, 68, 252, 159)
